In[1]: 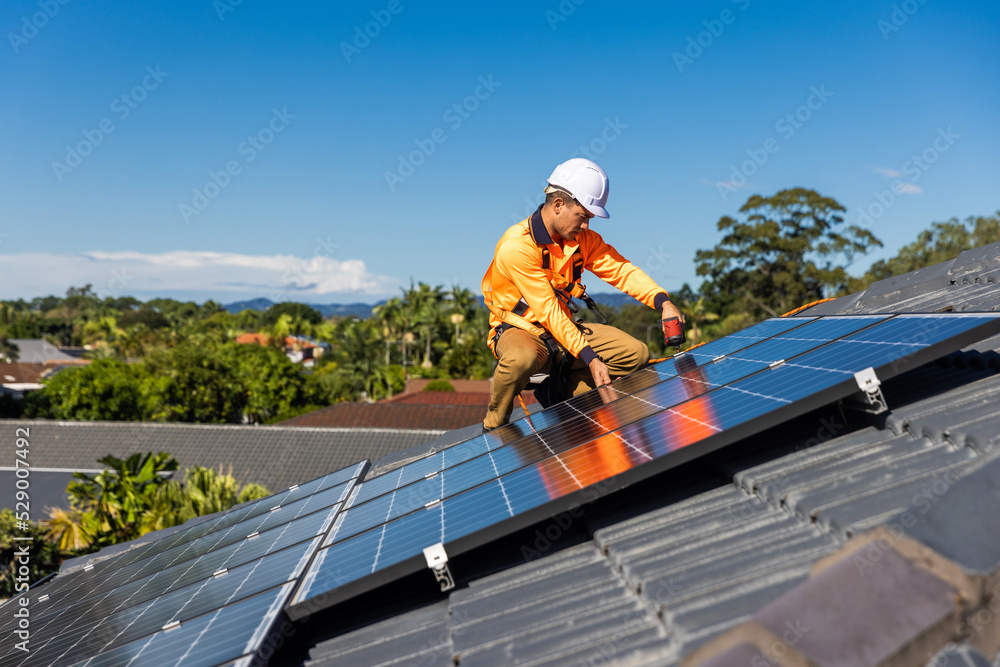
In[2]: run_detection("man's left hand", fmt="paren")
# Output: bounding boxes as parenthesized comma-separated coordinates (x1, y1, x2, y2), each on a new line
(661, 300, 685, 324)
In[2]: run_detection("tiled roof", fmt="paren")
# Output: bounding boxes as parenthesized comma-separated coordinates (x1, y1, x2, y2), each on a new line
(276, 403, 489, 431)
(0, 419, 441, 495)
(403, 378, 493, 393)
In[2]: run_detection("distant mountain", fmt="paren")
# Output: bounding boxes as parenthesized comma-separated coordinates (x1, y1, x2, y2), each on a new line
(223, 298, 384, 320)
(224, 298, 275, 313)
(224, 293, 642, 321)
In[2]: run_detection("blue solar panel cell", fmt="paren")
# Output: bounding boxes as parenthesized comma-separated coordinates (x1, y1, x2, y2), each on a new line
(288, 314, 1000, 618)
(67, 583, 294, 667)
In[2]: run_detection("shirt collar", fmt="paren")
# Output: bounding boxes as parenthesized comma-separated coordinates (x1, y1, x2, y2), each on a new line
(529, 205, 554, 246)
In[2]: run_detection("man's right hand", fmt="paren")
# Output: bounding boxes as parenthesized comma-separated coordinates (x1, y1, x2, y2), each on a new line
(589, 357, 612, 387)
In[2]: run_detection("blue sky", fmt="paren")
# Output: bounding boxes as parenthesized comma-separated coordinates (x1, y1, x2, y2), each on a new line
(1, 0, 998, 305)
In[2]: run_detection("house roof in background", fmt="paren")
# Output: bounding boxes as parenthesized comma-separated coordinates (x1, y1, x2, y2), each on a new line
(402, 379, 493, 394)
(0, 362, 47, 385)
(7, 338, 83, 364)
(276, 403, 489, 431)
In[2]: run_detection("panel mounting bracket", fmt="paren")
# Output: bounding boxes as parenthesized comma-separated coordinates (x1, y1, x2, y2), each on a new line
(844, 367, 888, 415)
(423, 543, 455, 593)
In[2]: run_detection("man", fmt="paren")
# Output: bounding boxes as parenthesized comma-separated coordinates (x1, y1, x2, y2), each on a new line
(481, 158, 685, 431)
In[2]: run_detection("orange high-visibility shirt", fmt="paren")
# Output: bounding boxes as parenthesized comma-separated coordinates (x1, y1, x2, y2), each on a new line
(482, 207, 670, 363)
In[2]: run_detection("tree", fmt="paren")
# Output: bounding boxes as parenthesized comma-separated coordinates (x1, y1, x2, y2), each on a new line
(27, 360, 147, 421)
(262, 302, 322, 329)
(695, 188, 882, 321)
(220, 342, 317, 423)
(852, 212, 1000, 290)
(50, 453, 179, 548)
(140, 466, 270, 534)
(401, 281, 446, 369)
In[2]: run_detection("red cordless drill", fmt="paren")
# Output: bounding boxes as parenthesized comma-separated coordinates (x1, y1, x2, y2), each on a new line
(661, 316, 686, 351)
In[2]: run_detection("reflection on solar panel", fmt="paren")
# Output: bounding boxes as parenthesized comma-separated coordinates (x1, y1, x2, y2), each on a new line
(0, 461, 367, 667)
(287, 314, 1000, 618)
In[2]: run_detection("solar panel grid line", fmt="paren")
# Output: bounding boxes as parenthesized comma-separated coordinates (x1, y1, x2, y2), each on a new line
(321, 317, 890, 546)
(287, 314, 1000, 618)
(565, 399, 656, 463)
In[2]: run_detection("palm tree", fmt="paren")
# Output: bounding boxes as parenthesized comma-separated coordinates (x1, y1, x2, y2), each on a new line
(402, 281, 445, 369)
(373, 297, 408, 365)
(681, 297, 721, 346)
(44, 507, 96, 551)
(66, 453, 179, 546)
(334, 319, 393, 400)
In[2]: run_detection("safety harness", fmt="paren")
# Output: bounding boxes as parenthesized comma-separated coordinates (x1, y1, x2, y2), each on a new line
(483, 245, 608, 407)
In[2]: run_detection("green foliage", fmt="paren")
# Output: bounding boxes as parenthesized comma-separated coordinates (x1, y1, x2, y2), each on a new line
(695, 188, 882, 321)
(851, 213, 1000, 290)
(262, 302, 322, 327)
(1, 510, 63, 599)
(26, 360, 146, 421)
(424, 379, 455, 392)
(141, 466, 271, 533)
(53, 453, 179, 548)
(28, 341, 319, 424)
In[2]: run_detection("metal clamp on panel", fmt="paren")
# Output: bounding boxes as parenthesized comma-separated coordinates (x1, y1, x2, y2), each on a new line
(422, 543, 456, 593)
(845, 366, 888, 415)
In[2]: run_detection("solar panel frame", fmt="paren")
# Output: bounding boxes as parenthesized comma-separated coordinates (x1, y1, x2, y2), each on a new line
(287, 313, 1000, 618)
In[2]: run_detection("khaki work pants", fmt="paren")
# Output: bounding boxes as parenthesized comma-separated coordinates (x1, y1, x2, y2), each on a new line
(483, 323, 650, 429)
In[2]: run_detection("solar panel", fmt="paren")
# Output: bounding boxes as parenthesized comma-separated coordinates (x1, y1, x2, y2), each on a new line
(0, 461, 367, 667)
(287, 313, 1000, 617)
(351, 316, 822, 505)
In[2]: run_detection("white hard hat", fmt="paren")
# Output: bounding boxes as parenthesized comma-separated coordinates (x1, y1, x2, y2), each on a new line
(546, 158, 610, 218)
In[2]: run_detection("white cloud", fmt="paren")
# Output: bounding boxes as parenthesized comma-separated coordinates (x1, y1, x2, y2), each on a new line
(0, 250, 398, 300)
(896, 182, 923, 194)
(873, 166, 902, 178)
